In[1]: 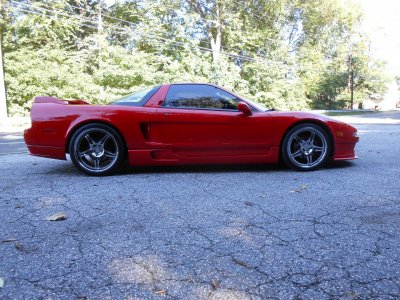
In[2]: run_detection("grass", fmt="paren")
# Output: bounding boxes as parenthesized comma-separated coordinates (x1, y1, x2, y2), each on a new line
(322, 110, 378, 116)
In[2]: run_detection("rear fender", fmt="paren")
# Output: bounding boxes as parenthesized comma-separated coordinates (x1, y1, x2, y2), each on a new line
(65, 118, 126, 154)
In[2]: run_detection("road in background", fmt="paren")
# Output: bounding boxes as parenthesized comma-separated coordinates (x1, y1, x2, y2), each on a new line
(0, 112, 399, 299)
(0, 132, 27, 154)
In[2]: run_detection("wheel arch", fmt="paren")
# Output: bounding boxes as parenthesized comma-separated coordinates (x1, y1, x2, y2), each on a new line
(65, 120, 128, 154)
(279, 119, 335, 161)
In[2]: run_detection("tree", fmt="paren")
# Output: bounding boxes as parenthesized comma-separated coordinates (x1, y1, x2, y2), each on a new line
(0, 0, 389, 115)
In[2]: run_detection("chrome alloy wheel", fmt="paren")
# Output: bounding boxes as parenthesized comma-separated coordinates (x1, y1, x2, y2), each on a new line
(286, 126, 328, 169)
(72, 128, 119, 173)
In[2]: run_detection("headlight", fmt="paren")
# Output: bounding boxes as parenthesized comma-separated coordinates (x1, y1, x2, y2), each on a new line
(352, 131, 358, 137)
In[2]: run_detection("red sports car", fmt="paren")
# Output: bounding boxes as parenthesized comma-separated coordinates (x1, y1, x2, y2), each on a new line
(24, 83, 359, 175)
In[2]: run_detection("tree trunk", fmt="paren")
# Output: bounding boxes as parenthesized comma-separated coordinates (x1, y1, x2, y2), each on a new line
(347, 54, 354, 109)
(350, 69, 354, 109)
(210, 2, 222, 62)
(188, 0, 222, 63)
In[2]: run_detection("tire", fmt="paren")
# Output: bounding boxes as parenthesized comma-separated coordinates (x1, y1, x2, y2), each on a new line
(69, 123, 125, 176)
(282, 123, 331, 171)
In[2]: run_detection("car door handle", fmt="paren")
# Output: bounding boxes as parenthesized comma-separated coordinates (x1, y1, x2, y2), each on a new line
(164, 113, 169, 116)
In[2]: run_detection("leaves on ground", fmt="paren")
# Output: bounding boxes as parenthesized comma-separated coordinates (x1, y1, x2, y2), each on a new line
(155, 290, 166, 296)
(211, 279, 220, 290)
(14, 242, 38, 254)
(15, 243, 24, 251)
(46, 212, 67, 221)
(290, 184, 308, 193)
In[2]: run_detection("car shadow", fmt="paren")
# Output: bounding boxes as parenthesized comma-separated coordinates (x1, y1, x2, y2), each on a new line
(324, 160, 356, 169)
(43, 158, 356, 176)
(121, 163, 287, 175)
(119, 160, 355, 175)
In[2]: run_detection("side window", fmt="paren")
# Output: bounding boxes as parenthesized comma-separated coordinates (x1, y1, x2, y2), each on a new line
(163, 84, 240, 110)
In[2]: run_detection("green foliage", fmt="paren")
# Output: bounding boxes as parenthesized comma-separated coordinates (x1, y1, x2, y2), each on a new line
(4, 46, 99, 115)
(1, 0, 388, 115)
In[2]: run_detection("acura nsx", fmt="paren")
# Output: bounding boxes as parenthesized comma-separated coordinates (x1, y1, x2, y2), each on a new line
(24, 83, 359, 175)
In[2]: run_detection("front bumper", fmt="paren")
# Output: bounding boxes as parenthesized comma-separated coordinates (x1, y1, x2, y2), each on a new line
(333, 142, 358, 160)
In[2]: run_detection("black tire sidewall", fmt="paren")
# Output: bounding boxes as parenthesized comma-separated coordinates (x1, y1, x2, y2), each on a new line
(69, 123, 125, 176)
(282, 123, 331, 171)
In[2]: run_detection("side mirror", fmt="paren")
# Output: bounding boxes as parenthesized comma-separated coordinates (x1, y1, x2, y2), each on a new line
(237, 101, 252, 116)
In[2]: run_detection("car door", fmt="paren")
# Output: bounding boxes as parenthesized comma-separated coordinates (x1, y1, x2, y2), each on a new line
(156, 84, 273, 157)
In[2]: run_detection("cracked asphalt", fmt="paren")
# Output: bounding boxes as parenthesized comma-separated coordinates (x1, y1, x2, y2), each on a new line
(0, 112, 399, 299)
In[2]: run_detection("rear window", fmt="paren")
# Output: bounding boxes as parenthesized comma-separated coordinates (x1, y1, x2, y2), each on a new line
(111, 86, 160, 106)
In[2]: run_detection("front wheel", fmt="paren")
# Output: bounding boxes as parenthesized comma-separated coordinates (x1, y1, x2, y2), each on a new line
(69, 124, 125, 176)
(282, 124, 331, 171)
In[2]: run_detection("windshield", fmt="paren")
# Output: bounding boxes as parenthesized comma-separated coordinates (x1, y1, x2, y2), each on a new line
(111, 86, 160, 106)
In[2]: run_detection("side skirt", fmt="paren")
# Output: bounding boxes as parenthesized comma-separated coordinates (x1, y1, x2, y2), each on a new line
(127, 147, 280, 166)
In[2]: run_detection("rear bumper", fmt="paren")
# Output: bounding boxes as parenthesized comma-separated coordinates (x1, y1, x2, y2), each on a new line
(24, 127, 36, 146)
(25, 145, 66, 160)
(24, 128, 66, 160)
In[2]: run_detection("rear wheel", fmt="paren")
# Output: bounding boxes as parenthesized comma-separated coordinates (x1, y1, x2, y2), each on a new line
(282, 123, 330, 171)
(69, 124, 125, 176)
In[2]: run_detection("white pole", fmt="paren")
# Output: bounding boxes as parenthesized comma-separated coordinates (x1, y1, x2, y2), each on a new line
(0, 0, 8, 119)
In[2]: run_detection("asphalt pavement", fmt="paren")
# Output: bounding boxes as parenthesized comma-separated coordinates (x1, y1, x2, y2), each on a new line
(0, 132, 27, 154)
(0, 112, 399, 299)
